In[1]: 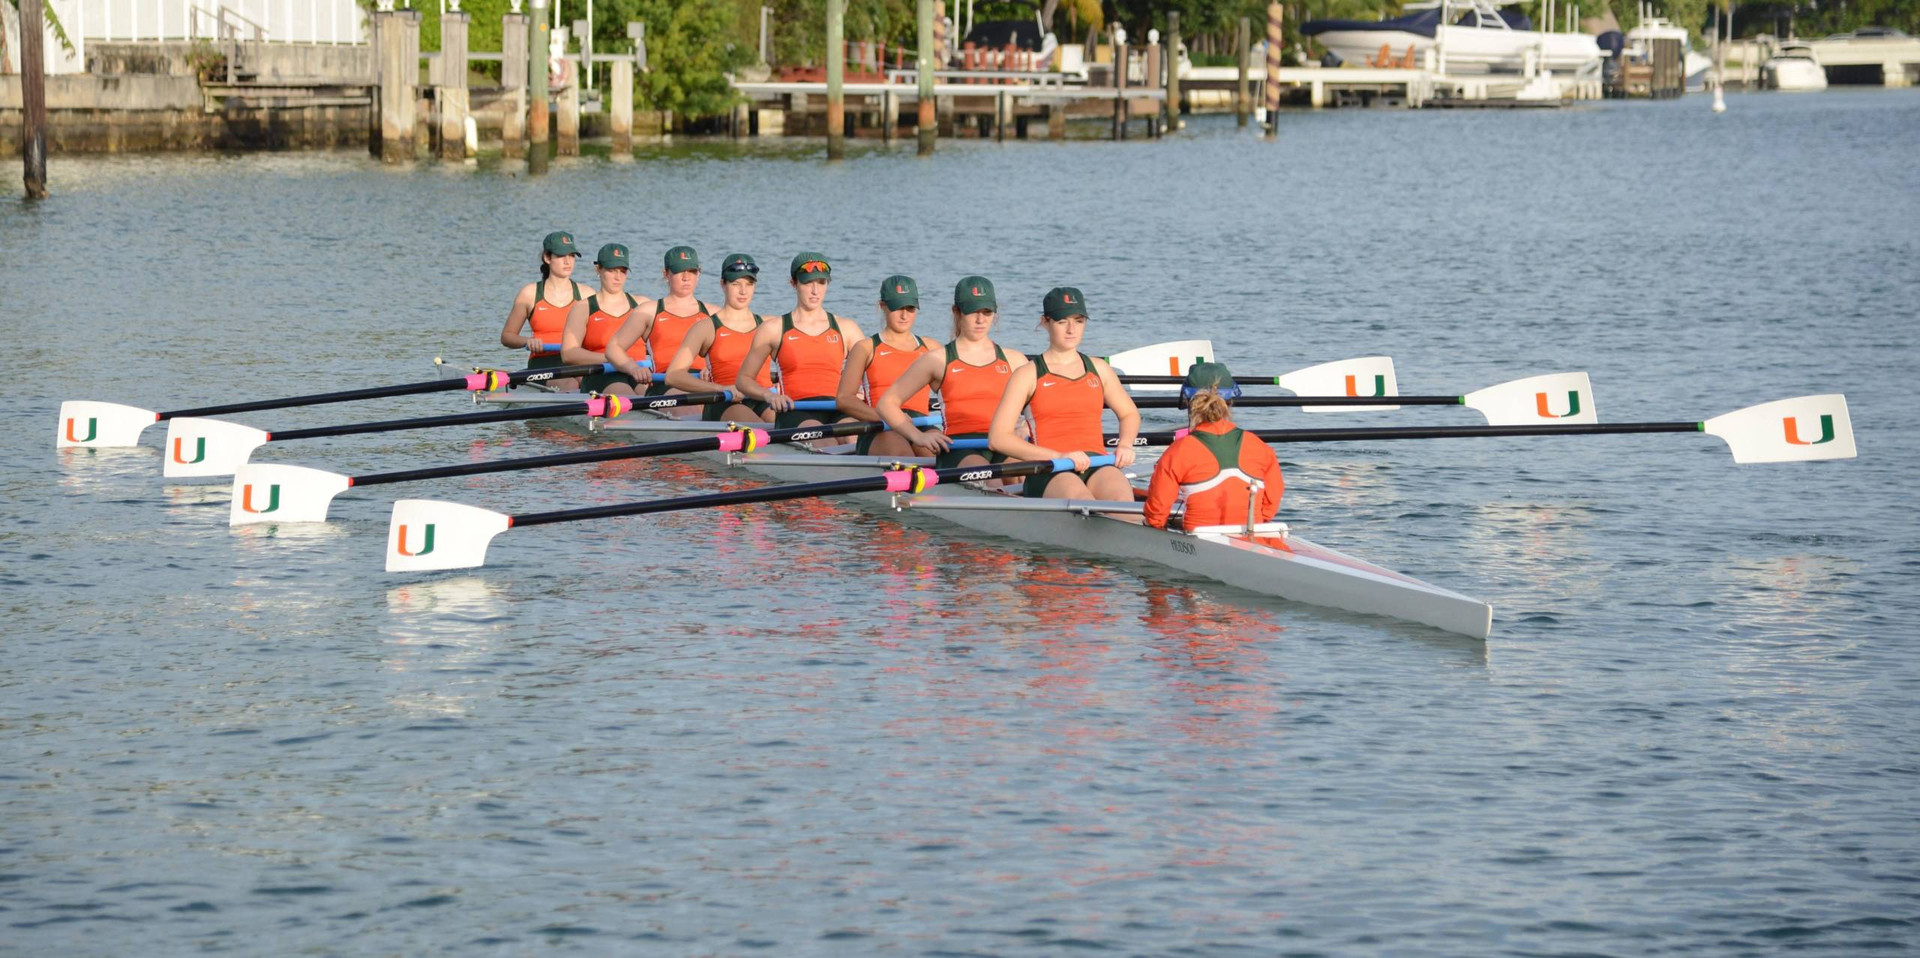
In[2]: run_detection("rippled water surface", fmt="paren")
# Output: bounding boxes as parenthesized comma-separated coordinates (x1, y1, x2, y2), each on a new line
(4, 90, 1918, 955)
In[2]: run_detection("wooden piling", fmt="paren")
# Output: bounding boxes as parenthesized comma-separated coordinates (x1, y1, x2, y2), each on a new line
(19, 0, 48, 198)
(1236, 17, 1250, 128)
(917, 0, 936, 155)
(1047, 100, 1065, 139)
(883, 88, 899, 142)
(558, 82, 581, 155)
(1263, 3, 1283, 141)
(378, 10, 421, 163)
(611, 60, 634, 153)
(1112, 40, 1127, 141)
(826, 0, 846, 159)
(502, 13, 529, 158)
(530, 1, 551, 171)
(438, 12, 470, 160)
(1165, 12, 1182, 131)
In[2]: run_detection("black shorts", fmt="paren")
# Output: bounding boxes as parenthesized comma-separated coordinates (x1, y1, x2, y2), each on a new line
(578, 370, 637, 394)
(526, 353, 563, 370)
(853, 409, 927, 455)
(701, 398, 772, 422)
(1022, 464, 1115, 498)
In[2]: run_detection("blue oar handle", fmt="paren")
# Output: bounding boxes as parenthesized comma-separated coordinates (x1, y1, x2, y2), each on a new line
(907, 414, 943, 429)
(790, 399, 839, 411)
(538, 343, 562, 353)
(948, 438, 991, 450)
(1051, 453, 1116, 471)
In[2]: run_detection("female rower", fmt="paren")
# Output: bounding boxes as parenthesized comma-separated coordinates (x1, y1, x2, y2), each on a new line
(987, 286, 1140, 501)
(836, 275, 937, 457)
(1142, 363, 1284, 530)
(663, 253, 776, 422)
(876, 276, 1028, 471)
(643, 245, 715, 396)
(500, 230, 591, 391)
(732, 252, 863, 434)
(559, 243, 654, 396)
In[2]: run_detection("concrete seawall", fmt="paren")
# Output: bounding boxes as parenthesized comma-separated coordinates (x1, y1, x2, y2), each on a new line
(0, 73, 371, 154)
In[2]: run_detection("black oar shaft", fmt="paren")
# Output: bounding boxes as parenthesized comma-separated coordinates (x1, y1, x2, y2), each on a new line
(1129, 395, 1461, 409)
(1123, 421, 1704, 446)
(159, 363, 606, 420)
(355, 418, 890, 487)
(272, 403, 591, 441)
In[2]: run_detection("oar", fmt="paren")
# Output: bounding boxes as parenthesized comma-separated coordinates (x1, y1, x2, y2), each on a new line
(1112, 352, 1394, 407)
(386, 453, 1112, 572)
(164, 391, 730, 479)
(230, 415, 942, 525)
(55, 357, 636, 450)
(1101, 395, 1857, 465)
(1122, 370, 1594, 424)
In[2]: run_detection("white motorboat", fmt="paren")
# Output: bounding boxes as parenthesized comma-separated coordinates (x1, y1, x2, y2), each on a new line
(1764, 42, 1829, 90)
(1302, 0, 1602, 74)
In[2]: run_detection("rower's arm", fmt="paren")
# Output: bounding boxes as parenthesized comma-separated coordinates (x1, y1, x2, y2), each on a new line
(989, 365, 1056, 461)
(500, 284, 537, 350)
(833, 340, 880, 422)
(730, 324, 783, 404)
(876, 352, 944, 446)
(604, 311, 654, 381)
(1096, 358, 1141, 459)
(558, 301, 603, 366)
(663, 324, 714, 394)
(1142, 439, 1189, 529)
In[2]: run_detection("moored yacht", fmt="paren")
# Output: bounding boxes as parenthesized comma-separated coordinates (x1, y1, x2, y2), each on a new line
(1764, 42, 1829, 90)
(1303, 0, 1603, 74)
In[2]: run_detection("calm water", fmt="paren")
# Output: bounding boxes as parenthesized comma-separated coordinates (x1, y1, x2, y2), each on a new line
(4, 90, 1918, 955)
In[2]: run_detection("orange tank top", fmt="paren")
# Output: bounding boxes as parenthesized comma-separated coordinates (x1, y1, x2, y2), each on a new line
(774, 313, 847, 399)
(650, 300, 710, 373)
(704, 315, 774, 390)
(864, 333, 934, 413)
(581, 293, 641, 356)
(528, 279, 582, 343)
(937, 341, 1012, 436)
(1027, 352, 1107, 455)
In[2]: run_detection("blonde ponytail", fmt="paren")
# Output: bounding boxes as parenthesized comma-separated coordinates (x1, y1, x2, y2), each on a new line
(1188, 388, 1232, 426)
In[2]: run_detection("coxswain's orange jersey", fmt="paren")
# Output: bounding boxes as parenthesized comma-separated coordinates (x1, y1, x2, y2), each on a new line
(581, 293, 642, 359)
(937, 341, 1012, 435)
(864, 334, 934, 412)
(1026, 352, 1107, 455)
(775, 313, 847, 399)
(529, 279, 583, 344)
(704, 316, 774, 390)
(1142, 420, 1284, 530)
(650, 301, 710, 374)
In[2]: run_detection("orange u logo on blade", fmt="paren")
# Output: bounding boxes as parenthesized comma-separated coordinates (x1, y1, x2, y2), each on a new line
(396, 524, 436, 557)
(1534, 390, 1582, 418)
(1344, 375, 1387, 398)
(65, 418, 97, 443)
(240, 484, 280, 514)
(172, 437, 206, 464)
(1783, 414, 1835, 445)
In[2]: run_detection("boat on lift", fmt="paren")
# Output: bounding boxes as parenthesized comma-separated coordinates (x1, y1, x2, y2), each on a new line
(1302, 0, 1603, 74)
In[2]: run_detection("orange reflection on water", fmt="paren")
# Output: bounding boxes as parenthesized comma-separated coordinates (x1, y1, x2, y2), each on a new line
(1139, 587, 1287, 751)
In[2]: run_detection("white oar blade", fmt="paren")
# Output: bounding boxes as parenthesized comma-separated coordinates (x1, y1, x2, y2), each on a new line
(386, 500, 512, 573)
(1109, 340, 1216, 391)
(161, 418, 271, 478)
(229, 464, 352, 526)
(1704, 394, 1856, 464)
(56, 401, 160, 448)
(1463, 372, 1598, 426)
(1274, 356, 1400, 413)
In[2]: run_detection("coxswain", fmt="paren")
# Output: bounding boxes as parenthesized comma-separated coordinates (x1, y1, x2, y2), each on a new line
(560, 243, 655, 396)
(1142, 363, 1284, 530)
(732, 252, 863, 434)
(644, 245, 714, 395)
(836, 275, 937, 457)
(663, 253, 777, 422)
(500, 230, 591, 391)
(875, 276, 1029, 471)
(987, 286, 1140, 501)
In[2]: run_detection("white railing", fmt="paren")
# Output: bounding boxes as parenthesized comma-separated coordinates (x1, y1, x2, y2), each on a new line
(83, 0, 368, 45)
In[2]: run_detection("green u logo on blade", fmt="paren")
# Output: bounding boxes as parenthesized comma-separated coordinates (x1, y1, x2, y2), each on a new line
(1534, 390, 1581, 418)
(65, 418, 98, 443)
(241, 484, 280, 514)
(1344, 374, 1387, 398)
(1783, 414, 1835, 446)
(396, 524, 436, 557)
(172, 437, 206, 464)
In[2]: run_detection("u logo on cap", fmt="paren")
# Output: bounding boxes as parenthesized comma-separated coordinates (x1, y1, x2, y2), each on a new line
(1063, 293, 1074, 303)
(971, 286, 981, 296)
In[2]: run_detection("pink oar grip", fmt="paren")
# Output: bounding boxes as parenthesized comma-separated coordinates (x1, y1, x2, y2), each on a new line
(464, 372, 488, 391)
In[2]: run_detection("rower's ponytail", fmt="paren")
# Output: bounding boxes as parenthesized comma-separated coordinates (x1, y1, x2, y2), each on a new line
(1188, 388, 1232, 425)
(951, 305, 964, 340)
(540, 256, 551, 280)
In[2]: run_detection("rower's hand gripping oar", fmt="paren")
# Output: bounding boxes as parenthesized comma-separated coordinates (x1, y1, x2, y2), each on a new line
(385, 453, 1110, 573)
(231, 414, 942, 526)
(1107, 394, 1856, 465)
(165, 389, 710, 480)
(55, 358, 639, 450)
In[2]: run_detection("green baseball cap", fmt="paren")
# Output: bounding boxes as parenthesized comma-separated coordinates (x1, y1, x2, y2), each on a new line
(542, 231, 580, 256)
(953, 275, 996, 313)
(596, 243, 631, 269)
(880, 275, 920, 310)
(721, 253, 760, 281)
(665, 246, 700, 272)
(1179, 361, 1243, 408)
(1043, 286, 1088, 320)
(791, 252, 833, 282)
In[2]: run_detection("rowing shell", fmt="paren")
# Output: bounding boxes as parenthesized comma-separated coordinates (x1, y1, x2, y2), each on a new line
(466, 387, 1495, 641)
